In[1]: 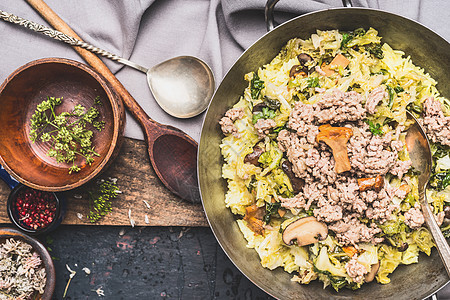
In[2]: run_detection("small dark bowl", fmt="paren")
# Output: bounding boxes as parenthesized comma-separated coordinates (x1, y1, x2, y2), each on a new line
(6, 184, 66, 235)
(0, 227, 56, 300)
(0, 57, 125, 191)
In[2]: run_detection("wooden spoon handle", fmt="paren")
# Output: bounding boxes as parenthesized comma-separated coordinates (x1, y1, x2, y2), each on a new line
(25, 0, 188, 143)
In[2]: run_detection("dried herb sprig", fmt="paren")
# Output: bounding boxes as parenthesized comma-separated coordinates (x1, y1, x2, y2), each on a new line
(0, 238, 46, 299)
(87, 178, 120, 223)
(29, 96, 103, 174)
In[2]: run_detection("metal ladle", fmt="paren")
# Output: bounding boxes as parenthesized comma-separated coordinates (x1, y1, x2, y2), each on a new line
(0, 10, 215, 118)
(405, 111, 450, 276)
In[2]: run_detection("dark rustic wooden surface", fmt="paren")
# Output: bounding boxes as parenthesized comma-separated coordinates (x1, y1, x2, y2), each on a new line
(32, 225, 275, 300)
(0, 137, 208, 227)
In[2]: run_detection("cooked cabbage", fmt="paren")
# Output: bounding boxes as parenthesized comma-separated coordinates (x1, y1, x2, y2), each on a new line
(221, 27, 448, 292)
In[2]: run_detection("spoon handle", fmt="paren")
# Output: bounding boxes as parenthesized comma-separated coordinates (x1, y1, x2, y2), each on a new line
(0, 9, 148, 73)
(420, 190, 450, 275)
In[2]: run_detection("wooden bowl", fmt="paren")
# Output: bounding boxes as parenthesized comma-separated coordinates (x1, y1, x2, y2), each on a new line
(0, 227, 56, 300)
(0, 58, 125, 191)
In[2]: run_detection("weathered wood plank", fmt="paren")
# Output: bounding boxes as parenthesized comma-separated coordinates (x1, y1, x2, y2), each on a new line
(0, 138, 208, 227)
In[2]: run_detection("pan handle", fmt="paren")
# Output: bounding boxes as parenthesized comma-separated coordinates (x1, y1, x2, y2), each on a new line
(265, 0, 354, 31)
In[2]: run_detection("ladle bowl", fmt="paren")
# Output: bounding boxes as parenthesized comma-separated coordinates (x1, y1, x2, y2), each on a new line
(147, 56, 215, 118)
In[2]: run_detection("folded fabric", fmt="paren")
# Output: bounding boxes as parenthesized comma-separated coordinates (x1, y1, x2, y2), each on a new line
(0, 0, 449, 142)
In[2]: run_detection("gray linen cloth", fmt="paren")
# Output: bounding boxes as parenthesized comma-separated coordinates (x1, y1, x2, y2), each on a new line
(0, 0, 449, 298)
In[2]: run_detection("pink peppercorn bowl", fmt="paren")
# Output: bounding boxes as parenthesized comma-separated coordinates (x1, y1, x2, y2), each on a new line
(6, 184, 66, 235)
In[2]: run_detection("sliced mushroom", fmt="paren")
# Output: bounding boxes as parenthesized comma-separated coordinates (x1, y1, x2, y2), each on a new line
(281, 160, 305, 194)
(282, 216, 328, 246)
(357, 175, 384, 192)
(264, 97, 281, 110)
(364, 262, 380, 283)
(297, 53, 313, 65)
(252, 102, 266, 113)
(316, 125, 353, 174)
(244, 146, 264, 166)
(397, 242, 409, 252)
(289, 65, 307, 78)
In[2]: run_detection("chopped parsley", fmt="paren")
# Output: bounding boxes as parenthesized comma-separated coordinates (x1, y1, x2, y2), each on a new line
(306, 76, 320, 88)
(263, 202, 281, 224)
(340, 28, 366, 49)
(252, 107, 277, 124)
(365, 119, 383, 136)
(430, 170, 450, 191)
(250, 73, 265, 99)
(366, 43, 384, 59)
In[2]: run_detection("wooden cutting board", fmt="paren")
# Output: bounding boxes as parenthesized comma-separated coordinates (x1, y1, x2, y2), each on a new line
(0, 137, 208, 227)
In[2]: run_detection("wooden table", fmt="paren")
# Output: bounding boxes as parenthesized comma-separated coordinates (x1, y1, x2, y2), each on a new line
(0, 137, 208, 227)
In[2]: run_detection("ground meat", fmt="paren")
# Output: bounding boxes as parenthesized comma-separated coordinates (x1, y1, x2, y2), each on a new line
(313, 89, 366, 124)
(219, 107, 245, 138)
(345, 255, 368, 284)
(314, 204, 343, 223)
(329, 216, 383, 245)
(364, 189, 398, 223)
(219, 117, 239, 138)
(254, 118, 276, 138)
(389, 160, 412, 180)
(280, 193, 306, 210)
(365, 86, 387, 114)
(421, 97, 450, 146)
(436, 211, 445, 227)
(289, 89, 366, 133)
(225, 107, 245, 121)
(275, 88, 411, 246)
(404, 207, 425, 229)
(277, 130, 312, 178)
(348, 122, 407, 178)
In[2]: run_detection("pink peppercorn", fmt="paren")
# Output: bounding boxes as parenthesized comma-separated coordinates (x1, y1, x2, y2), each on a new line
(13, 187, 57, 230)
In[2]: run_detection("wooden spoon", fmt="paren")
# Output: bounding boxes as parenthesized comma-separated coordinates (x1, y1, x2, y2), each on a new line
(25, 0, 200, 203)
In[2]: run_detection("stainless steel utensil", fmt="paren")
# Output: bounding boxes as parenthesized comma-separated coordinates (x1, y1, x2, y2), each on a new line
(0, 10, 215, 119)
(405, 111, 450, 275)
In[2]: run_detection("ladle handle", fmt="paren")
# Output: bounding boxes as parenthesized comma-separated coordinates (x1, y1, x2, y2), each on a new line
(0, 9, 148, 74)
(420, 190, 450, 275)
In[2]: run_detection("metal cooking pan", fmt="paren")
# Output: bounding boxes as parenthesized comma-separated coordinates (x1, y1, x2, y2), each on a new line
(198, 1, 450, 299)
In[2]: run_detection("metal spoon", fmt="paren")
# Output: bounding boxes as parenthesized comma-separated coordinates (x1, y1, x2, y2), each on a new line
(0, 9, 215, 118)
(405, 111, 450, 276)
